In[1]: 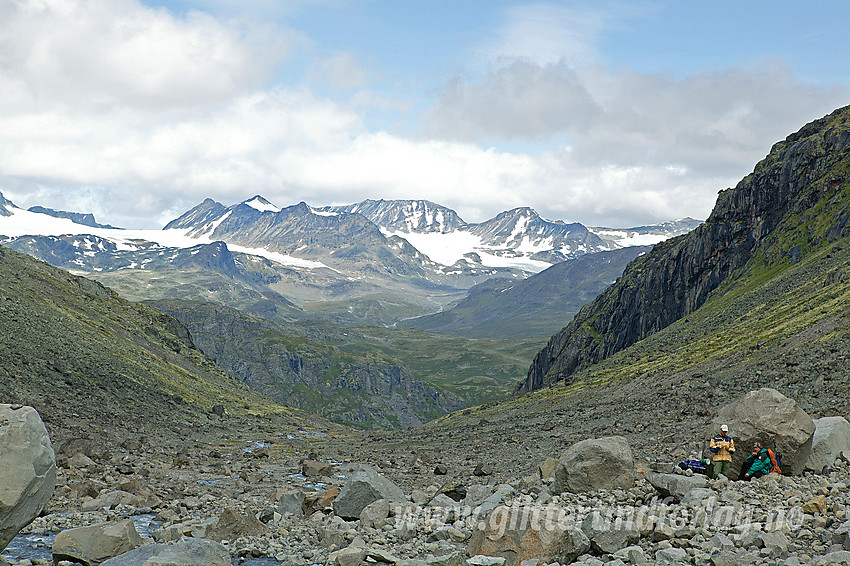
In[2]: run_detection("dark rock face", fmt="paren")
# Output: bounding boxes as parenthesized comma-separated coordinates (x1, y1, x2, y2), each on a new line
(150, 300, 463, 429)
(27, 206, 121, 229)
(517, 106, 850, 395)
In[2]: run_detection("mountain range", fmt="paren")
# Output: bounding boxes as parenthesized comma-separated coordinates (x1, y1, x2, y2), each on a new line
(0, 189, 697, 428)
(0, 193, 697, 327)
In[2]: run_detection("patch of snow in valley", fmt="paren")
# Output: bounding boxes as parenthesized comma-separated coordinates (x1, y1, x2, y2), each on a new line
(473, 249, 551, 272)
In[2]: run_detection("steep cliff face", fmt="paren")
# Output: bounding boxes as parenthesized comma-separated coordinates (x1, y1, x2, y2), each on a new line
(517, 105, 850, 395)
(149, 300, 464, 429)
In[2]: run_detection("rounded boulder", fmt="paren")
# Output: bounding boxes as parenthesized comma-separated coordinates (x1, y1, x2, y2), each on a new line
(553, 436, 634, 494)
(706, 388, 814, 476)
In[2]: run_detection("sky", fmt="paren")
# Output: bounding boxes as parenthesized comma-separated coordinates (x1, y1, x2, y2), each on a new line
(1, 0, 849, 229)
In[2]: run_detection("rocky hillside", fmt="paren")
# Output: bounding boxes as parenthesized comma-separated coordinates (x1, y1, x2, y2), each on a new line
(0, 245, 333, 438)
(148, 299, 463, 429)
(518, 105, 850, 394)
(402, 246, 651, 339)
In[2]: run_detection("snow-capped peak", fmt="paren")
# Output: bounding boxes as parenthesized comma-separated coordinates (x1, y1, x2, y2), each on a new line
(242, 195, 280, 213)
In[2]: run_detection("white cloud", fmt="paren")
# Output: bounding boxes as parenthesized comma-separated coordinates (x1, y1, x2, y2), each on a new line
(0, 0, 288, 111)
(421, 57, 850, 226)
(481, 3, 620, 66)
(1, 0, 848, 232)
(423, 59, 601, 140)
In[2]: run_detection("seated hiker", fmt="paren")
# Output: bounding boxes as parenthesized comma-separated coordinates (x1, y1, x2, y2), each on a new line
(738, 441, 782, 480)
(709, 424, 736, 479)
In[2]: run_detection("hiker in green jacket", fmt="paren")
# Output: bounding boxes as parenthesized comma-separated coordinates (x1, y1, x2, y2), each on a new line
(739, 442, 782, 480)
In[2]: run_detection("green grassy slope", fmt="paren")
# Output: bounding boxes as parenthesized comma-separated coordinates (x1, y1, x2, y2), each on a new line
(149, 299, 544, 422)
(0, 246, 328, 436)
(338, 327, 545, 404)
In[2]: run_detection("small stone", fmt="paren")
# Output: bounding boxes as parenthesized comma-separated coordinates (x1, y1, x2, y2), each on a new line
(332, 547, 364, 566)
(655, 547, 687, 564)
(802, 495, 827, 515)
(652, 522, 675, 542)
(710, 552, 737, 566)
(473, 463, 493, 476)
(434, 463, 448, 475)
(365, 548, 401, 564)
(302, 459, 333, 477)
(538, 457, 557, 479)
(333, 466, 406, 520)
(360, 498, 390, 530)
(53, 520, 143, 566)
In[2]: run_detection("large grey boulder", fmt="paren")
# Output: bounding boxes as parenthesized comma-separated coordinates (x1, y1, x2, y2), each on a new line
(100, 537, 231, 566)
(0, 404, 56, 552)
(332, 465, 406, 520)
(552, 436, 634, 494)
(803, 416, 850, 473)
(645, 471, 708, 502)
(706, 388, 815, 476)
(52, 519, 143, 566)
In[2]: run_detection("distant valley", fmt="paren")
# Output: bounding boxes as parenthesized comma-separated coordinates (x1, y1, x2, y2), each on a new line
(0, 193, 697, 428)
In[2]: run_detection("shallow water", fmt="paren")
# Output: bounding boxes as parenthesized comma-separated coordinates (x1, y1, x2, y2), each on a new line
(1, 514, 288, 565)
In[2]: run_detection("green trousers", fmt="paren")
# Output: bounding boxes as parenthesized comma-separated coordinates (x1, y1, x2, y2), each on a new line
(713, 460, 731, 479)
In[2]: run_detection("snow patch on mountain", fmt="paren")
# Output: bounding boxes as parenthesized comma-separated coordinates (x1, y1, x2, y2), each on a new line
(383, 229, 552, 272)
(381, 230, 478, 266)
(589, 229, 671, 247)
(243, 196, 280, 213)
(0, 205, 330, 270)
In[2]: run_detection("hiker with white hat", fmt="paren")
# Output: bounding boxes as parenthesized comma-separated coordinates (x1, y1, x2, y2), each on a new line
(709, 424, 736, 479)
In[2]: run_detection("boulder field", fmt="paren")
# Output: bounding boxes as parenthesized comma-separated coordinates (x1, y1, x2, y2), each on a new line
(2, 391, 850, 566)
